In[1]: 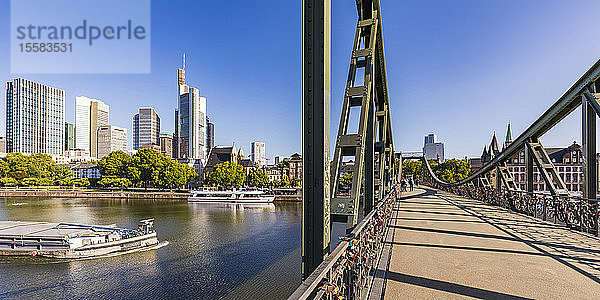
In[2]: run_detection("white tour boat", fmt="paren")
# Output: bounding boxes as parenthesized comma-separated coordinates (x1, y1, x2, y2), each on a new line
(188, 189, 275, 203)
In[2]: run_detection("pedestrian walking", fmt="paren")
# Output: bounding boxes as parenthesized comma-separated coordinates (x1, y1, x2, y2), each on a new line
(415, 177, 419, 187)
(409, 178, 414, 191)
(401, 178, 407, 192)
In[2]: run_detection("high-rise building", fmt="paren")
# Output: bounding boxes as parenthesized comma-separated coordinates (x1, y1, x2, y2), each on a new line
(274, 156, 282, 165)
(133, 107, 160, 150)
(174, 54, 207, 162)
(6, 78, 65, 154)
(64, 122, 75, 152)
(0, 137, 6, 153)
(75, 96, 109, 158)
(251, 141, 266, 167)
(423, 133, 445, 162)
(97, 125, 127, 159)
(206, 116, 215, 154)
(160, 133, 174, 158)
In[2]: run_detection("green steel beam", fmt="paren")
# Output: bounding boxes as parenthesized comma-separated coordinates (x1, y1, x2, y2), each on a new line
(582, 90, 597, 200)
(302, 0, 331, 279)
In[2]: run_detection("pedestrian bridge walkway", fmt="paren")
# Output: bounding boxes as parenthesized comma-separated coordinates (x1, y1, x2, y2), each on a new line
(381, 188, 600, 299)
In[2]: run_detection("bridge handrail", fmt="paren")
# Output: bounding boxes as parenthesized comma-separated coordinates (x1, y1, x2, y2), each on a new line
(289, 186, 399, 300)
(422, 180, 599, 236)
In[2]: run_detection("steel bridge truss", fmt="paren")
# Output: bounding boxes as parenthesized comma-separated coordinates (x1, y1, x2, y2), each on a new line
(419, 59, 600, 237)
(301, 0, 398, 284)
(329, 0, 395, 228)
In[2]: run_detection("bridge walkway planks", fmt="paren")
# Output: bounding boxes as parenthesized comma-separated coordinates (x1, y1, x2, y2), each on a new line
(381, 188, 600, 299)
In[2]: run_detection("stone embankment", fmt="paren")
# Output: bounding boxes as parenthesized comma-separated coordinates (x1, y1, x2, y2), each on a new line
(0, 190, 302, 201)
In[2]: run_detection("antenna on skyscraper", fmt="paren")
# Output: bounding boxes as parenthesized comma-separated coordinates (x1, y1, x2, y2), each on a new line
(183, 53, 186, 72)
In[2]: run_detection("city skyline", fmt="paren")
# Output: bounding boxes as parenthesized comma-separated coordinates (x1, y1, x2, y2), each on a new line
(3, 1, 600, 160)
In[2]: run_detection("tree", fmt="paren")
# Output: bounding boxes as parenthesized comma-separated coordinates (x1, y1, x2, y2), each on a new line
(37, 178, 55, 186)
(431, 159, 471, 183)
(279, 175, 290, 187)
(53, 166, 74, 182)
(246, 168, 269, 187)
(99, 176, 132, 188)
(28, 153, 57, 178)
(74, 178, 90, 187)
(58, 177, 76, 187)
(98, 151, 133, 178)
(0, 160, 9, 178)
(0, 177, 18, 186)
(21, 177, 38, 186)
(402, 160, 423, 179)
(131, 149, 162, 187)
(6, 153, 31, 180)
(206, 162, 246, 188)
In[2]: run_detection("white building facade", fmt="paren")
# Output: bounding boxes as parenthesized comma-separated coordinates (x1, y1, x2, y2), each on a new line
(6, 78, 65, 154)
(423, 133, 445, 162)
(251, 141, 266, 166)
(75, 96, 109, 158)
(97, 125, 128, 159)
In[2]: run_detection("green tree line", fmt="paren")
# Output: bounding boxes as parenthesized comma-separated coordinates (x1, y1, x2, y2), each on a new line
(0, 153, 88, 187)
(204, 162, 300, 188)
(402, 159, 471, 183)
(97, 149, 197, 189)
(0, 149, 198, 189)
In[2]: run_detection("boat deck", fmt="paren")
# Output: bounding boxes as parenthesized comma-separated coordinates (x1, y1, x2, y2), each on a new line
(0, 221, 114, 239)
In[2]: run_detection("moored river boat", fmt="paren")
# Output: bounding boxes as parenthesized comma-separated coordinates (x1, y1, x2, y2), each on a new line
(188, 189, 275, 203)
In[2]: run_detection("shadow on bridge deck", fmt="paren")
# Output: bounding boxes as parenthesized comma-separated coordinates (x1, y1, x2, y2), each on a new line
(380, 187, 600, 299)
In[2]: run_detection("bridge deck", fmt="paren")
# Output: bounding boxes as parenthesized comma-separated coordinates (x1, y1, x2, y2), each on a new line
(382, 188, 600, 299)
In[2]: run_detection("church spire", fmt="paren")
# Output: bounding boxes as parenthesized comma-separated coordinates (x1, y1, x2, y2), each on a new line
(505, 122, 512, 145)
(489, 131, 500, 156)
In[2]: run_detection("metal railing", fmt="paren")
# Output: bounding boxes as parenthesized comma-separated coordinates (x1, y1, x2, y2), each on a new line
(289, 186, 399, 300)
(424, 181, 599, 236)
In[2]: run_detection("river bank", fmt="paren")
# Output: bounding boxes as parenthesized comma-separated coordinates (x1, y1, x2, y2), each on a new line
(0, 190, 302, 201)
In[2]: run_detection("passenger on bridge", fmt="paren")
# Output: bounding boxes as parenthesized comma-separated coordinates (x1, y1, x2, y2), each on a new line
(401, 178, 407, 192)
(409, 178, 414, 191)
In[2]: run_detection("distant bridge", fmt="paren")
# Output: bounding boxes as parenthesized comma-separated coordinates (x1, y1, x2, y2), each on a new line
(292, 0, 600, 299)
(400, 152, 424, 160)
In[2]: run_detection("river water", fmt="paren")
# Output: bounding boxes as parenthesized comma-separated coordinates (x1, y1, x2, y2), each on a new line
(0, 197, 303, 299)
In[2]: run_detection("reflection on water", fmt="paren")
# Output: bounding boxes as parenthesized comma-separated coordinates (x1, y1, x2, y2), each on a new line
(0, 197, 301, 299)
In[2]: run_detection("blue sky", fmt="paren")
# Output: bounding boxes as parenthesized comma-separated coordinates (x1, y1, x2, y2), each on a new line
(2, 0, 600, 159)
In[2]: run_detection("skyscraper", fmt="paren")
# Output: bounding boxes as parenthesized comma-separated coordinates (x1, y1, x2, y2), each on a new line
(206, 116, 214, 154)
(6, 78, 65, 154)
(0, 137, 6, 153)
(75, 96, 109, 158)
(65, 122, 75, 151)
(423, 133, 445, 162)
(97, 125, 127, 159)
(175, 54, 207, 162)
(133, 107, 161, 150)
(160, 133, 174, 158)
(251, 141, 266, 167)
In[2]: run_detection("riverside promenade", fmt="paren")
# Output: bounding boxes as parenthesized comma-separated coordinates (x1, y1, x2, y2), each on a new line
(381, 188, 600, 299)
